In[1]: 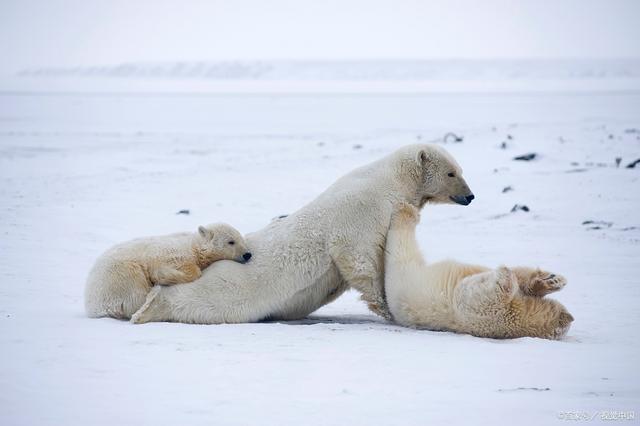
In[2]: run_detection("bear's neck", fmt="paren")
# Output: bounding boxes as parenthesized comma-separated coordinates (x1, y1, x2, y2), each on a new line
(390, 157, 424, 207)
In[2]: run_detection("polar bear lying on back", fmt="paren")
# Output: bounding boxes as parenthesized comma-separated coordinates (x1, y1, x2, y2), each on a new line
(385, 203, 574, 339)
(85, 223, 251, 319)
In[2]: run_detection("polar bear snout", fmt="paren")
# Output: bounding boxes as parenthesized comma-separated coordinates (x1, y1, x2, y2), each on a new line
(450, 193, 475, 205)
(242, 252, 252, 263)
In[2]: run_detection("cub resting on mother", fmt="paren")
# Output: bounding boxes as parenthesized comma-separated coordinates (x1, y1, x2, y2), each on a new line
(385, 203, 574, 339)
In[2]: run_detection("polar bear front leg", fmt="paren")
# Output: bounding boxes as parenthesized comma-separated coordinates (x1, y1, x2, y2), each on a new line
(331, 248, 389, 319)
(511, 267, 567, 297)
(150, 265, 201, 286)
(386, 202, 424, 265)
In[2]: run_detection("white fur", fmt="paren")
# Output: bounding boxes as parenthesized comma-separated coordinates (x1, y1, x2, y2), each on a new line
(384, 204, 574, 339)
(85, 223, 249, 319)
(127, 143, 474, 324)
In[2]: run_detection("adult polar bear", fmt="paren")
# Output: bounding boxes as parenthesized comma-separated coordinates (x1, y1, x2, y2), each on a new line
(124, 144, 474, 324)
(384, 203, 573, 339)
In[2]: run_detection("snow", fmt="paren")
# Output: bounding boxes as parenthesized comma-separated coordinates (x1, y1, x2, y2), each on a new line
(1, 66, 639, 425)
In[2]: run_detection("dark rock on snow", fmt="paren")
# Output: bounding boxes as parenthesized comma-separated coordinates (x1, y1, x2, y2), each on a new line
(513, 153, 537, 161)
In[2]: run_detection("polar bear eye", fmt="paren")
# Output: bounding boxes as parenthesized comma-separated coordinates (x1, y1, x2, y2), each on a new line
(447, 172, 456, 178)
(228, 241, 235, 245)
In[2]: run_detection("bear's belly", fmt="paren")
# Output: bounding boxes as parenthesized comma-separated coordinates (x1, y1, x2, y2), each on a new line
(266, 263, 344, 320)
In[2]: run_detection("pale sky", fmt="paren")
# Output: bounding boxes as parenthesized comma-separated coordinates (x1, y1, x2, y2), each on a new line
(1, 0, 639, 72)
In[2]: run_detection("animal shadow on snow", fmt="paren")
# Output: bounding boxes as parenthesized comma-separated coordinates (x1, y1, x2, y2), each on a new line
(271, 314, 386, 325)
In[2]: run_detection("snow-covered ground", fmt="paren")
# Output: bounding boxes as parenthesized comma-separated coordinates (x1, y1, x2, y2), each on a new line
(1, 73, 639, 424)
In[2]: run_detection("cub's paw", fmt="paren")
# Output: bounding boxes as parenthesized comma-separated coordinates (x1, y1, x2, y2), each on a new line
(529, 271, 567, 297)
(392, 202, 420, 226)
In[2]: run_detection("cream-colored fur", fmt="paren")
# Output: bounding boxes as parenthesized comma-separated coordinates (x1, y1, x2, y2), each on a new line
(85, 223, 250, 319)
(127, 144, 474, 324)
(385, 203, 574, 339)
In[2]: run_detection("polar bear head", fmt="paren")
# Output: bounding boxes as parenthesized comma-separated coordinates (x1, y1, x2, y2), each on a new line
(463, 291, 574, 340)
(505, 296, 574, 340)
(196, 223, 252, 265)
(412, 144, 475, 207)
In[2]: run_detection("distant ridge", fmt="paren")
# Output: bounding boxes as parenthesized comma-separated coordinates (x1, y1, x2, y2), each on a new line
(18, 59, 640, 81)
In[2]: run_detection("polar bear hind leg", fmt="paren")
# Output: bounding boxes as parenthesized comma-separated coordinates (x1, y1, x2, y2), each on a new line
(130, 286, 168, 324)
(454, 266, 517, 313)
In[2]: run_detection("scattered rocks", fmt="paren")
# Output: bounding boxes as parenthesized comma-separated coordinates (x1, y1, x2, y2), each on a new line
(506, 134, 513, 140)
(443, 132, 463, 143)
(582, 220, 613, 230)
(615, 157, 622, 168)
(500, 142, 508, 150)
(582, 221, 638, 232)
(498, 387, 550, 393)
(624, 128, 639, 134)
(502, 186, 513, 193)
(626, 158, 640, 169)
(514, 153, 537, 161)
(511, 204, 530, 213)
(316, 142, 325, 147)
(176, 209, 190, 215)
(352, 144, 363, 150)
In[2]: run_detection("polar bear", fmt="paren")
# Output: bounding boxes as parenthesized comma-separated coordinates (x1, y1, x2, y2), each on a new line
(126, 143, 474, 324)
(384, 203, 574, 339)
(85, 223, 251, 319)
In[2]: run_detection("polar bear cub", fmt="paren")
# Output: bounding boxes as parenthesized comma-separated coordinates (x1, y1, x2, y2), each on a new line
(385, 203, 573, 339)
(85, 223, 251, 319)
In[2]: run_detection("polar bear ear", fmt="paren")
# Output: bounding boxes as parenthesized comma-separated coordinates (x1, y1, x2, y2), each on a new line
(416, 149, 429, 167)
(198, 226, 209, 238)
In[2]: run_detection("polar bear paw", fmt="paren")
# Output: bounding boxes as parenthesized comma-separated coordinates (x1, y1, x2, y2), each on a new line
(512, 267, 567, 297)
(529, 271, 567, 297)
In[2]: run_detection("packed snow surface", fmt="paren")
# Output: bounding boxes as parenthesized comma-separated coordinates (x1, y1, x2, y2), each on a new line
(0, 71, 639, 424)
